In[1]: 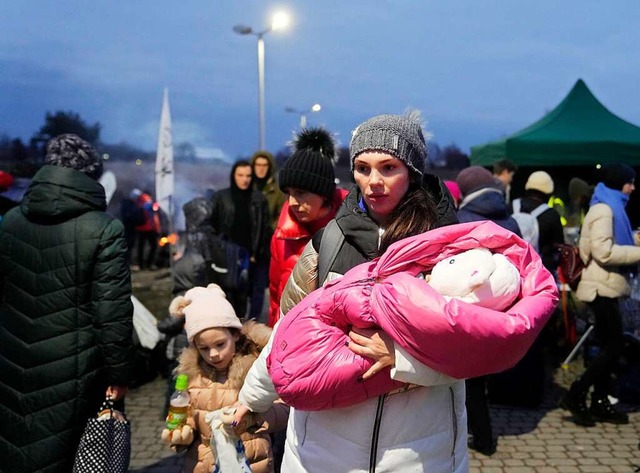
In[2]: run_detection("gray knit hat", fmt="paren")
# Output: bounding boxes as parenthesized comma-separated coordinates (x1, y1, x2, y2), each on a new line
(45, 134, 103, 180)
(349, 112, 428, 176)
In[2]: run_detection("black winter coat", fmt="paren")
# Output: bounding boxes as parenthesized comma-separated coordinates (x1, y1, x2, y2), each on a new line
(210, 188, 271, 263)
(0, 165, 134, 473)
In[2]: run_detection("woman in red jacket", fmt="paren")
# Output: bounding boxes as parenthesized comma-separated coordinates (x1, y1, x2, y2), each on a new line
(268, 128, 347, 327)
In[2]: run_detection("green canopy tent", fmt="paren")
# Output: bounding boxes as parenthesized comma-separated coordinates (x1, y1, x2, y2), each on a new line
(470, 79, 640, 166)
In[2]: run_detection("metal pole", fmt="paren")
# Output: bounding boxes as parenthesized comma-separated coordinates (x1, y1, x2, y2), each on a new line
(257, 34, 266, 150)
(561, 324, 595, 369)
(300, 113, 307, 129)
(167, 194, 175, 273)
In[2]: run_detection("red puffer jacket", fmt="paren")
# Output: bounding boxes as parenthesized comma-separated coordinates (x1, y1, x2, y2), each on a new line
(135, 192, 160, 232)
(268, 188, 347, 327)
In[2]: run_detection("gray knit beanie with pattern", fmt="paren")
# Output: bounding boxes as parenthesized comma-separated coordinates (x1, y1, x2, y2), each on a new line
(45, 134, 103, 180)
(349, 112, 428, 176)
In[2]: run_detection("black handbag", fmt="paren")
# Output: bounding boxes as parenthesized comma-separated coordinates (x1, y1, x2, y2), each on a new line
(72, 396, 131, 473)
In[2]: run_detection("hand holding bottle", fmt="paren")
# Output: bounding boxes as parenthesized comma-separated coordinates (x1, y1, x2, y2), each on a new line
(161, 374, 193, 448)
(161, 424, 194, 446)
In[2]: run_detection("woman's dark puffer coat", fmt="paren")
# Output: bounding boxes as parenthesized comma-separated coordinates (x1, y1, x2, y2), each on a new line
(0, 165, 134, 473)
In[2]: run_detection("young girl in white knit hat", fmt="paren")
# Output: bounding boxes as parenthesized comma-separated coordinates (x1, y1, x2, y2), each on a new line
(160, 284, 288, 473)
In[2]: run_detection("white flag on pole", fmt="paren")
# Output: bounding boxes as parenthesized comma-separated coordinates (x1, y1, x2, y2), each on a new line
(155, 87, 174, 219)
(99, 170, 117, 205)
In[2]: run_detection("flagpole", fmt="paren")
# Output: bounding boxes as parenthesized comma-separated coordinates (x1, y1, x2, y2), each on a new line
(155, 87, 176, 272)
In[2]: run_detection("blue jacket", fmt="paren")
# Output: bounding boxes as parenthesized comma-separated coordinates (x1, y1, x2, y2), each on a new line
(458, 187, 521, 236)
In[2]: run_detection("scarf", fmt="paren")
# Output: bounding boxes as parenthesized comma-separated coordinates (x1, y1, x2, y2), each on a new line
(590, 182, 634, 245)
(252, 175, 269, 191)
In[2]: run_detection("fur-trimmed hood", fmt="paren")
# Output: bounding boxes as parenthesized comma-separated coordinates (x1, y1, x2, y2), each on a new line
(176, 320, 272, 391)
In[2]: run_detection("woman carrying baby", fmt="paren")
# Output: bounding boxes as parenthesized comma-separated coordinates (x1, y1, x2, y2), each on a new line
(233, 112, 469, 473)
(229, 112, 557, 472)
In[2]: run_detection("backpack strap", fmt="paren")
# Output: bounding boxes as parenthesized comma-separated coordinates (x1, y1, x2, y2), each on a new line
(512, 198, 521, 213)
(530, 203, 550, 218)
(513, 198, 548, 218)
(317, 219, 345, 286)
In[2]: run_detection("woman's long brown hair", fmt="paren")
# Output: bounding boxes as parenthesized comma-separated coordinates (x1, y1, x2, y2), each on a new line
(378, 179, 438, 255)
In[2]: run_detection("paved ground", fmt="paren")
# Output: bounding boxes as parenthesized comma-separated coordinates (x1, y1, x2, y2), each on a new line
(126, 358, 640, 473)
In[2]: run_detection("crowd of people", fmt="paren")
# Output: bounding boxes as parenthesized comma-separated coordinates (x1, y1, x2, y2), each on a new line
(0, 113, 638, 472)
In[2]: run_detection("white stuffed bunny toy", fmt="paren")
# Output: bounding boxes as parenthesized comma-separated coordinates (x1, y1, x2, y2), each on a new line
(425, 247, 521, 311)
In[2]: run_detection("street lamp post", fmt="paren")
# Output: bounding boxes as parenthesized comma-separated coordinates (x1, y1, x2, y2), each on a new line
(285, 103, 322, 128)
(233, 12, 290, 150)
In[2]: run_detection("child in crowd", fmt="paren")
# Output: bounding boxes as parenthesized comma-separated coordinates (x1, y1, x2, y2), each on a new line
(161, 284, 288, 473)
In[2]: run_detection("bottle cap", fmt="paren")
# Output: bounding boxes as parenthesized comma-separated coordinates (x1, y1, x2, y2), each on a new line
(175, 374, 188, 391)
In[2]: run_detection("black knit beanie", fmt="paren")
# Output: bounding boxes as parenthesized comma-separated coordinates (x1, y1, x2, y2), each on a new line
(279, 127, 336, 200)
(44, 134, 103, 180)
(601, 163, 635, 191)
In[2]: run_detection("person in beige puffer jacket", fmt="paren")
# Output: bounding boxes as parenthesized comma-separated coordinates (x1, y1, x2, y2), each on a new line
(561, 163, 640, 428)
(161, 284, 289, 473)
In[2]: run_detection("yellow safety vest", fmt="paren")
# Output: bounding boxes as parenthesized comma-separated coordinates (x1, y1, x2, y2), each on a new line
(548, 196, 568, 226)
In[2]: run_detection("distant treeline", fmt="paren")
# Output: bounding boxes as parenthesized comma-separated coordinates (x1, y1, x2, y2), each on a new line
(0, 110, 470, 178)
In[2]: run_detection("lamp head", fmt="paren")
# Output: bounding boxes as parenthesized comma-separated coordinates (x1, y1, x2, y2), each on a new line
(233, 24, 253, 35)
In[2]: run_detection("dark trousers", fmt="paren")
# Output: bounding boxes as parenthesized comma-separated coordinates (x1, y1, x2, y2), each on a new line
(248, 260, 269, 321)
(573, 295, 624, 398)
(137, 231, 158, 268)
(124, 227, 137, 265)
(226, 287, 248, 319)
(466, 376, 493, 449)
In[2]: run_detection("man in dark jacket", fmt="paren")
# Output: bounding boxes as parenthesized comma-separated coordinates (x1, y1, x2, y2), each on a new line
(251, 150, 286, 230)
(250, 151, 285, 322)
(0, 134, 134, 473)
(210, 160, 270, 318)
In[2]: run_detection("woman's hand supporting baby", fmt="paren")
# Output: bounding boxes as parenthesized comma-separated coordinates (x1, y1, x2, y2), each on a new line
(347, 327, 396, 380)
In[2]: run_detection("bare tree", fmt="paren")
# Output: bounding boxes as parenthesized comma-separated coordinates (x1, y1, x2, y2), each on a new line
(34, 111, 101, 145)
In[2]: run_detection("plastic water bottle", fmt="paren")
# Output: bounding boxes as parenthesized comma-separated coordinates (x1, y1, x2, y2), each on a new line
(166, 374, 190, 431)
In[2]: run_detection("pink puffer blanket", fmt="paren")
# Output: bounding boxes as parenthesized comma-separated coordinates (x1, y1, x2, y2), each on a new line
(267, 221, 559, 410)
